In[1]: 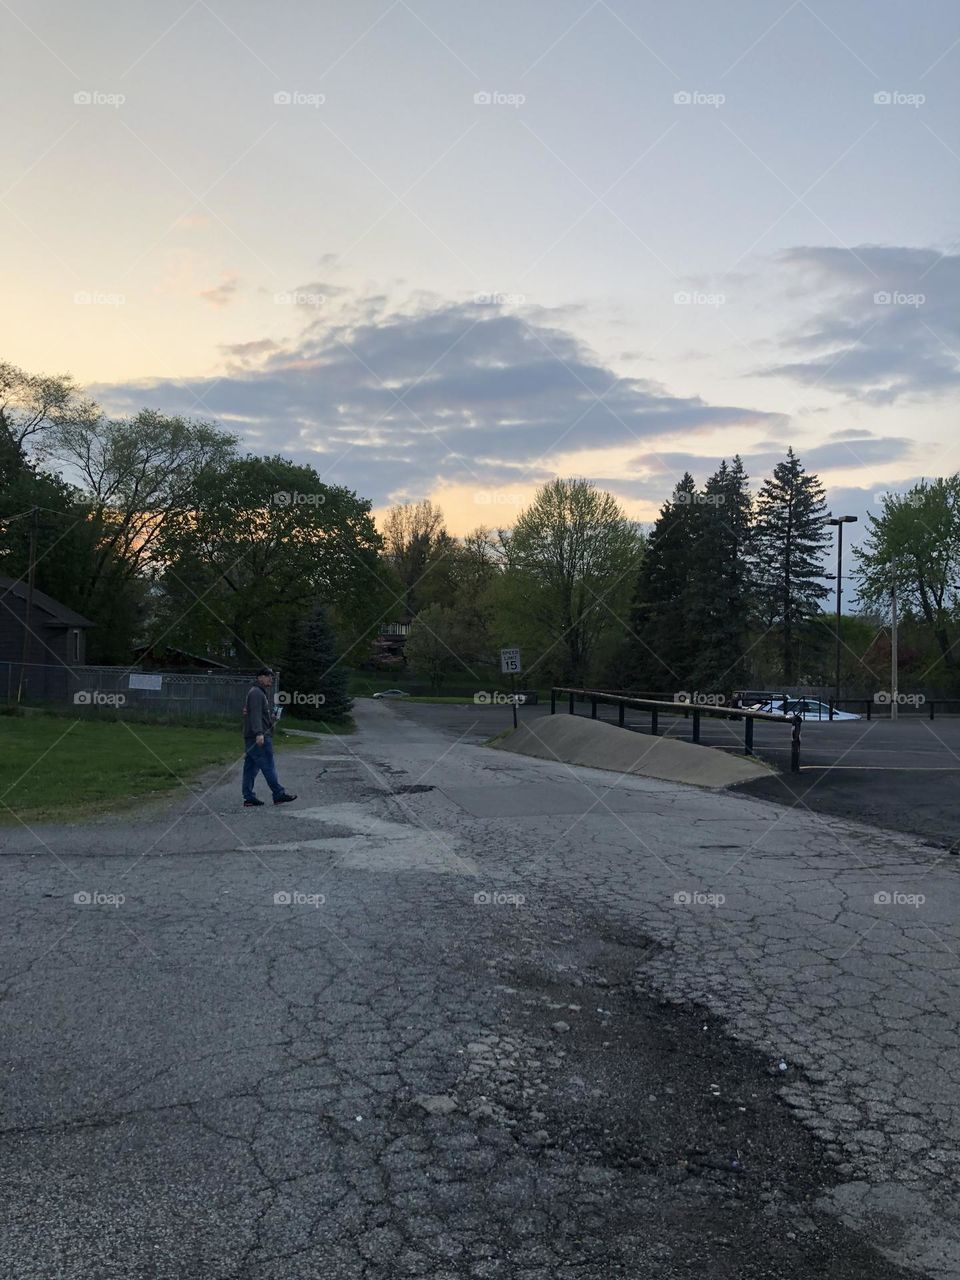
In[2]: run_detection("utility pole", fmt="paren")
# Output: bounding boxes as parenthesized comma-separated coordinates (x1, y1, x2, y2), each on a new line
(826, 515, 858, 709)
(16, 506, 40, 704)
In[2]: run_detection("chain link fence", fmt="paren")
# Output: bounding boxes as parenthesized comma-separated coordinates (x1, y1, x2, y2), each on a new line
(1, 662, 272, 719)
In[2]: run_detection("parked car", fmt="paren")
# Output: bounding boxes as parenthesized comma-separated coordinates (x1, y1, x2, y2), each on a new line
(749, 697, 860, 721)
(372, 689, 410, 699)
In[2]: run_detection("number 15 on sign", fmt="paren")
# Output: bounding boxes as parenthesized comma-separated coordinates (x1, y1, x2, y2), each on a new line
(500, 647, 521, 674)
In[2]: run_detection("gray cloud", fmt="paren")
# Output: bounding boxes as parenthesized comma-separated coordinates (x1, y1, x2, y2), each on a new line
(94, 297, 785, 505)
(198, 276, 241, 308)
(762, 245, 960, 403)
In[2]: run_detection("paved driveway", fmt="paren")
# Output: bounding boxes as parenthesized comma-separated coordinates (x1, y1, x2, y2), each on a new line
(0, 701, 955, 1277)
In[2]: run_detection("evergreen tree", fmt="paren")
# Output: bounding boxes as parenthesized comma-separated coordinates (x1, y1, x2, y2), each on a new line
(687, 456, 754, 692)
(752, 449, 831, 683)
(281, 604, 352, 721)
(625, 473, 701, 691)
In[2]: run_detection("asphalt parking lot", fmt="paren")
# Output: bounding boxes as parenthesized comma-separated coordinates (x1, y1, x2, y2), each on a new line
(390, 700, 960, 849)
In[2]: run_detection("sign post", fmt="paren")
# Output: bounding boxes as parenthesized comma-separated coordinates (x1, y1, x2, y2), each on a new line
(500, 647, 522, 729)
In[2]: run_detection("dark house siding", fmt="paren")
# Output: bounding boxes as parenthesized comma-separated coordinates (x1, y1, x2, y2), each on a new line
(0, 576, 94, 667)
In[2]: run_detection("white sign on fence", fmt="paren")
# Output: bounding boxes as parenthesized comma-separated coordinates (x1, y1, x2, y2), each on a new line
(500, 647, 522, 674)
(128, 673, 163, 691)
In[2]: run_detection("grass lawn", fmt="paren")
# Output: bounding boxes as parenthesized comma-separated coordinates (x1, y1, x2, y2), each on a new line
(0, 715, 259, 824)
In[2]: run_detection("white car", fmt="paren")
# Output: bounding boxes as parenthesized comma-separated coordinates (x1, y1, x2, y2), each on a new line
(372, 689, 410, 699)
(749, 698, 860, 721)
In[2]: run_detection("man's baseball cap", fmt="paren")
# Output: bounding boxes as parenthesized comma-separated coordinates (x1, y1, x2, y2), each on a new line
(255, 666, 273, 676)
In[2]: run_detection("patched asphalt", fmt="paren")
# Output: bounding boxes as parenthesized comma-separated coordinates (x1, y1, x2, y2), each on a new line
(0, 701, 954, 1277)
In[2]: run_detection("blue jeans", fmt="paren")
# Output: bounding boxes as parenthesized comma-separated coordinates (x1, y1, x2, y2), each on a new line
(242, 736, 285, 801)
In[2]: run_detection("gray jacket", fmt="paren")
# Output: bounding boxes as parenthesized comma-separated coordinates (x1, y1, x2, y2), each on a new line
(243, 684, 276, 739)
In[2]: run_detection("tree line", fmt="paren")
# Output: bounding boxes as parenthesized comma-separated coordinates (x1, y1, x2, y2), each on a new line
(4, 357, 958, 704)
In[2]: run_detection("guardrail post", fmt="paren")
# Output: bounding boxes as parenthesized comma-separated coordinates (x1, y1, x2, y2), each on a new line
(744, 715, 754, 755)
(590, 696, 598, 719)
(866, 698, 872, 720)
(651, 708, 658, 736)
(550, 688, 556, 715)
(828, 698, 834, 721)
(930, 700, 936, 721)
(790, 715, 801, 773)
(692, 708, 700, 743)
(618, 700, 625, 727)
(568, 690, 574, 714)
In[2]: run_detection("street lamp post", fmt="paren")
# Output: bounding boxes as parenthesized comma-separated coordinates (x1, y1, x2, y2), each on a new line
(826, 515, 858, 710)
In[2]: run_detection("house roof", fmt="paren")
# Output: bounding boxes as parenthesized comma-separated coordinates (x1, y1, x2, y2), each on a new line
(0, 575, 96, 628)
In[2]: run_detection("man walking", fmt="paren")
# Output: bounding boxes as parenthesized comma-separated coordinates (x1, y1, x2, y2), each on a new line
(242, 668, 296, 807)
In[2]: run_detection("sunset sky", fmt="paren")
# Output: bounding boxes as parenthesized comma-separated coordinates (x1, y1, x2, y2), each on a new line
(4, 0, 959, 540)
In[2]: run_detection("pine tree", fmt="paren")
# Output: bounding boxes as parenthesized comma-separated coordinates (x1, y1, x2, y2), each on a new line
(752, 449, 831, 684)
(687, 456, 754, 693)
(625, 473, 702, 691)
(281, 604, 352, 721)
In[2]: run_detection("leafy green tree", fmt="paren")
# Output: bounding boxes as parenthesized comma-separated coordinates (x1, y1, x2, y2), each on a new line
(403, 602, 477, 692)
(155, 456, 385, 664)
(856, 477, 960, 676)
(381, 500, 453, 619)
(0, 360, 97, 457)
(495, 479, 643, 686)
(282, 604, 352, 721)
(751, 449, 831, 683)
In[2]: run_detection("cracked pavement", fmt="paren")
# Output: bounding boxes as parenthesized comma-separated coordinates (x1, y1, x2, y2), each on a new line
(0, 700, 955, 1277)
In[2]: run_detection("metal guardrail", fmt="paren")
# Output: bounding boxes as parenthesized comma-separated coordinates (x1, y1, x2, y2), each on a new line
(550, 687, 803, 773)
(827, 698, 960, 721)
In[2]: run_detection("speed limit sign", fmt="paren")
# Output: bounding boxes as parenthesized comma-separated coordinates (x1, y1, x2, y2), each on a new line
(500, 647, 521, 674)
